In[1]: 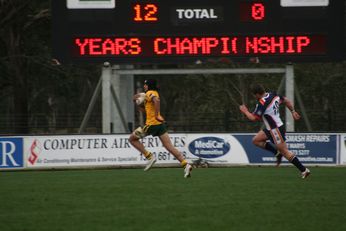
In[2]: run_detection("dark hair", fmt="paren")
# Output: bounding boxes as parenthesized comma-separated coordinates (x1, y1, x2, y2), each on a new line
(250, 83, 265, 95)
(144, 79, 158, 90)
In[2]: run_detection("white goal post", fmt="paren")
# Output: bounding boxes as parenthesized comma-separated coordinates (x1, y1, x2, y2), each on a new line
(80, 64, 306, 133)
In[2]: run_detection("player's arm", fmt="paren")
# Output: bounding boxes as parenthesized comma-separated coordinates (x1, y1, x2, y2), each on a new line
(136, 104, 145, 112)
(239, 105, 260, 121)
(152, 96, 165, 122)
(281, 96, 301, 120)
(133, 93, 146, 101)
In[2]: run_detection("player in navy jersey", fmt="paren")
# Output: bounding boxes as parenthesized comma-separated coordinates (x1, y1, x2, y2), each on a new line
(239, 83, 310, 179)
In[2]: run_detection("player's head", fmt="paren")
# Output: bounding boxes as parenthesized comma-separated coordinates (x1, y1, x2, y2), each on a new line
(144, 79, 158, 91)
(250, 83, 265, 98)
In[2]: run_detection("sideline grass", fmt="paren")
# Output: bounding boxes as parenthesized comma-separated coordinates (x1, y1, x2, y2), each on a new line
(1, 167, 346, 231)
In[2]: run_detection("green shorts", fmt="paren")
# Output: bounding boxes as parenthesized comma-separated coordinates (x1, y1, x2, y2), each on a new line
(134, 124, 168, 139)
(143, 123, 168, 137)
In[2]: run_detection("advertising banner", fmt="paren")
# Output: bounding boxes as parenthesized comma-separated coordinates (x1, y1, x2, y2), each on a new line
(24, 134, 249, 168)
(185, 134, 248, 164)
(234, 133, 337, 165)
(24, 134, 188, 168)
(22, 133, 339, 169)
(340, 134, 346, 165)
(0, 137, 24, 169)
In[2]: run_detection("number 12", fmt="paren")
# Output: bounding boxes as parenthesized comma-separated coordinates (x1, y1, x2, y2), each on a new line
(133, 4, 158, 22)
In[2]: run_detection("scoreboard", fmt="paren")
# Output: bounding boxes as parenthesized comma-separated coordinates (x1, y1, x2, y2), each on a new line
(52, 0, 345, 64)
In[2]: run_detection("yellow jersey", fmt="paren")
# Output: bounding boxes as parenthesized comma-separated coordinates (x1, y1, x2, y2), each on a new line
(145, 90, 162, 125)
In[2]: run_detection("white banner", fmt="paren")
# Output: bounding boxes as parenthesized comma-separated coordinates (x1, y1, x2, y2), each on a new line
(24, 134, 188, 168)
(281, 0, 329, 7)
(23, 134, 250, 169)
(23, 133, 342, 169)
(186, 134, 249, 164)
(341, 135, 346, 165)
(67, 0, 116, 9)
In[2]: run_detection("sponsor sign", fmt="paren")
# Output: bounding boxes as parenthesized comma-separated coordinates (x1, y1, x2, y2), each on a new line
(234, 133, 337, 165)
(22, 133, 339, 169)
(24, 134, 188, 168)
(281, 0, 329, 7)
(67, 0, 116, 9)
(188, 136, 230, 158)
(0, 137, 24, 169)
(186, 134, 249, 164)
(341, 134, 346, 165)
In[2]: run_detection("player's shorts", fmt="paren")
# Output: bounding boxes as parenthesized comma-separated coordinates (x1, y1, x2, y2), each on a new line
(263, 125, 286, 144)
(134, 123, 168, 138)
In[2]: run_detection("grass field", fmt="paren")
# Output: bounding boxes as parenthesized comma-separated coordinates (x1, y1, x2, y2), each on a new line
(1, 167, 346, 231)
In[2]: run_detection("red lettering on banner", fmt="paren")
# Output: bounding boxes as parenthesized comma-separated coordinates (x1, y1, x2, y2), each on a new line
(231, 37, 238, 54)
(75, 38, 141, 56)
(89, 38, 102, 55)
(258, 37, 271, 53)
(192, 38, 206, 54)
(128, 38, 141, 54)
(153, 37, 236, 55)
(154, 38, 167, 54)
(286, 36, 295, 53)
(74, 35, 317, 57)
(205, 38, 219, 53)
(297, 36, 310, 52)
(167, 38, 180, 54)
(75, 38, 89, 55)
(102, 39, 114, 54)
(115, 38, 128, 54)
(180, 38, 193, 54)
(270, 36, 285, 53)
(246, 36, 311, 54)
(220, 37, 230, 54)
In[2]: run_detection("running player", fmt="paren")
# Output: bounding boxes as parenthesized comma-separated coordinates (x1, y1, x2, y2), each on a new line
(129, 79, 193, 178)
(239, 83, 310, 179)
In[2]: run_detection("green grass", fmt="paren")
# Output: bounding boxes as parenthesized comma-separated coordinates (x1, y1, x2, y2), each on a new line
(1, 167, 346, 231)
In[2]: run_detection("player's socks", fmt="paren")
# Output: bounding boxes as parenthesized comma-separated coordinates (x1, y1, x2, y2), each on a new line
(290, 156, 306, 172)
(264, 142, 278, 155)
(143, 150, 156, 171)
(181, 159, 187, 167)
(143, 150, 153, 160)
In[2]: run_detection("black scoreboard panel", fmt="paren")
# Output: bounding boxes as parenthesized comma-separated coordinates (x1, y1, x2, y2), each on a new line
(52, 0, 345, 64)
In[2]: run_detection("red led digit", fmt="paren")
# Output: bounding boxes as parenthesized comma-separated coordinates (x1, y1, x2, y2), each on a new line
(251, 3, 265, 21)
(144, 4, 158, 21)
(133, 4, 158, 22)
(133, 4, 142, 21)
(239, 2, 265, 22)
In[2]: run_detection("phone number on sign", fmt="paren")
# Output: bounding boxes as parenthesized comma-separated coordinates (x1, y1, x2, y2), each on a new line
(140, 151, 187, 161)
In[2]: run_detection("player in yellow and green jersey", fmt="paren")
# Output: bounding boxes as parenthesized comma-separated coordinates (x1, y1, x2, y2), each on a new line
(129, 79, 192, 178)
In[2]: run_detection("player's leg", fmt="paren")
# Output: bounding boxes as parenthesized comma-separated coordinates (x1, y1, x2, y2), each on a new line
(253, 130, 282, 166)
(159, 132, 192, 178)
(253, 130, 273, 150)
(276, 142, 310, 178)
(270, 127, 310, 178)
(129, 127, 156, 171)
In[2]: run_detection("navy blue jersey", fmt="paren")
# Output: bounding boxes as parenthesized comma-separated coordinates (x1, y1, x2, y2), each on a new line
(252, 92, 284, 130)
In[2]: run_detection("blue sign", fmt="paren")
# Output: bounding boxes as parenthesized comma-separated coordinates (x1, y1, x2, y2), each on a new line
(233, 134, 337, 164)
(188, 136, 230, 158)
(0, 137, 24, 169)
